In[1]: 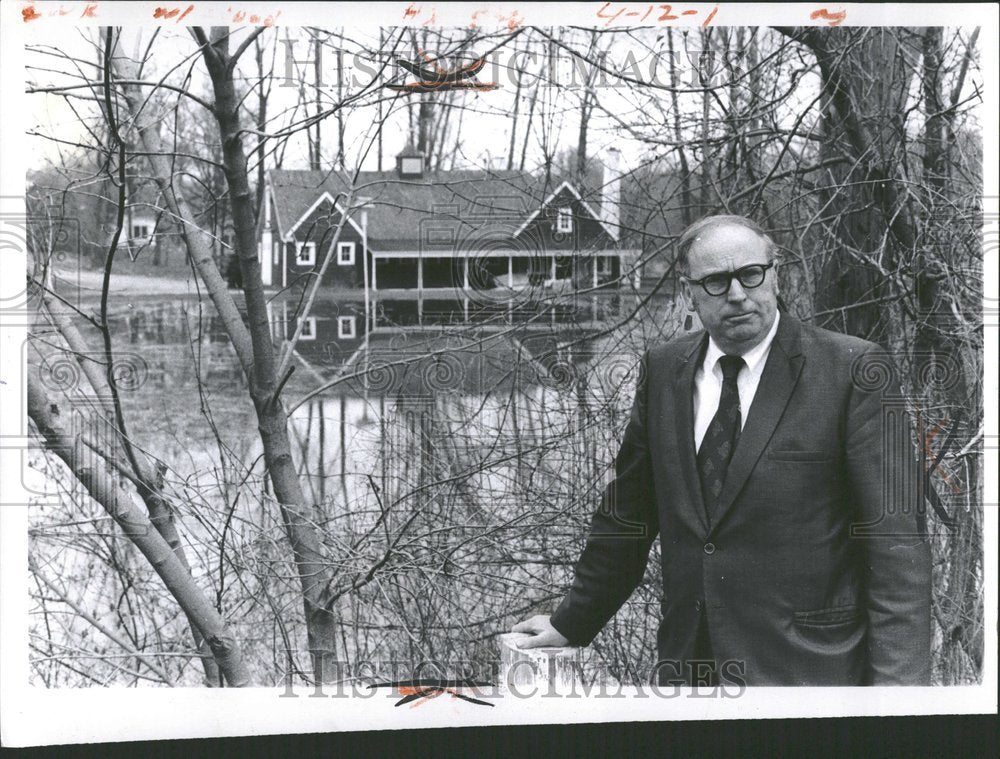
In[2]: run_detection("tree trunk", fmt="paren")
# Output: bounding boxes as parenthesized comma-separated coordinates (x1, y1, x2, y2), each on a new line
(195, 27, 340, 683)
(27, 372, 250, 686)
(786, 27, 919, 343)
(42, 296, 222, 685)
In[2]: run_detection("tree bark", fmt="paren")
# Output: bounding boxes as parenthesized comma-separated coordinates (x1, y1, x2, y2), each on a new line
(41, 296, 223, 685)
(27, 371, 250, 686)
(194, 26, 340, 682)
(782, 27, 919, 343)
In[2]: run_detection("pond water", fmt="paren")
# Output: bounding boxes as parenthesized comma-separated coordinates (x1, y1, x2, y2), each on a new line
(29, 289, 685, 684)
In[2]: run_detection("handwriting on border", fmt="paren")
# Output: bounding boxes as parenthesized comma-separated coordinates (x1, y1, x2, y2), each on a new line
(596, 3, 718, 28)
(22, 3, 99, 21)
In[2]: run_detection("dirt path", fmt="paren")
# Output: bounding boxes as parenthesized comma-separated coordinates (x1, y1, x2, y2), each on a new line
(55, 268, 210, 298)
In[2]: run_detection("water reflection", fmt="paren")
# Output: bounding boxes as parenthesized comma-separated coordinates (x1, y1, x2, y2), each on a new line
(99, 292, 651, 492)
(101, 291, 631, 456)
(65, 289, 692, 674)
(102, 291, 692, 404)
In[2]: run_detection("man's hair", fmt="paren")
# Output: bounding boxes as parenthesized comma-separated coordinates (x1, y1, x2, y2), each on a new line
(676, 214, 778, 275)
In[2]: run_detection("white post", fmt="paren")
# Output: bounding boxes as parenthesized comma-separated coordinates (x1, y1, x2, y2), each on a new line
(261, 181, 273, 286)
(281, 237, 287, 289)
(498, 633, 583, 695)
(362, 207, 370, 335)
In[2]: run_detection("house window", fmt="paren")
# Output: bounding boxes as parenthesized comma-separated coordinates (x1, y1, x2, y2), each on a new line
(298, 316, 317, 341)
(337, 241, 356, 266)
(337, 315, 356, 339)
(555, 207, 573, 233)
(296, 241, 316, 266)
(131, 223, 149, 239)
(272, 240, 280, 265)
(596, 256, 613, 276)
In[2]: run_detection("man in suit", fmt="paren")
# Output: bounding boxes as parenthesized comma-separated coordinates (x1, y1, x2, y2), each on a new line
(513, 215, 932, 686)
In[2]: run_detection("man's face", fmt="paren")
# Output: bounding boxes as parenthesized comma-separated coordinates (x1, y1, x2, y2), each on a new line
(681, 223, 779, 355)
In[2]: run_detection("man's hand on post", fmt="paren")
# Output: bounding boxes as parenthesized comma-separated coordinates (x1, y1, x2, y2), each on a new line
(511, 614, 570, 649)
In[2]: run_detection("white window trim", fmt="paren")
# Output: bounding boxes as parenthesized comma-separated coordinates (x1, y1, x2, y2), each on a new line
(298, 316, 317, 341)
(337, 241, 356, 266)
(556, 207, 573, 233)
(337, 315, 356, 339)
(400, 156, 423, 175)
(296, 241, 316, 266)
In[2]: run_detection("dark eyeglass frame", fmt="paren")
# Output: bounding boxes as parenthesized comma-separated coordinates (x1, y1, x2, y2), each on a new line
(684, 262, 775, 297)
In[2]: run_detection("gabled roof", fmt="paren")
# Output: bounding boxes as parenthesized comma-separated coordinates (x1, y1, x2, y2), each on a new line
(511, 180, 615, 240)
(267, 168, 616, 251)
(282, 190, 365, 240)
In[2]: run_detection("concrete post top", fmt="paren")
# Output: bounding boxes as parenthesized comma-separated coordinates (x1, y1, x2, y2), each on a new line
(499, 632, 580, 659)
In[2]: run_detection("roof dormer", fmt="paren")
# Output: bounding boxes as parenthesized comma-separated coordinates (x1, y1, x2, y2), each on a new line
(396, 144, 425, 179)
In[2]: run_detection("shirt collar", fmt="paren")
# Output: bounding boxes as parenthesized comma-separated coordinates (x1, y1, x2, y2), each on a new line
(703, 311, 781, 376)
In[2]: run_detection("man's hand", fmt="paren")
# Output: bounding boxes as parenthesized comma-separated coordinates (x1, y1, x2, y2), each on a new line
(511, 615, 570, 649)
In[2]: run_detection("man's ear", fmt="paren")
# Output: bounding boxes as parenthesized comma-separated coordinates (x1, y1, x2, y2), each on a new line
(680, 278, 696, 312)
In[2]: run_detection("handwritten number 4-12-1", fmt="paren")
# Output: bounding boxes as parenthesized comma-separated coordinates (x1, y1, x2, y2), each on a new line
(595, 3, 719, 27)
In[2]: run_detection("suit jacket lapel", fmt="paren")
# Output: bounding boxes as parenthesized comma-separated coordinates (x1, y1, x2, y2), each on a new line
(671, 334, 710, 536)
(710, 314, 804, 529)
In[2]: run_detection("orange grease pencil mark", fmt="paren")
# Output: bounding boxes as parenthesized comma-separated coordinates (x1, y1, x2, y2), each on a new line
(811, 7, 847, 26)
(153, 4, 193, 22)
(596, 2, 624, 27)
(657, 5, 678, 21)
(22, 5, 42, 22)
(916, 412, 962, 496)
(225, 6, 280, 25)
(500, 10, 523, 31)
(397, 686, 460, 708)
(597, 2, 718, 28)
(82, 3, 98, 17)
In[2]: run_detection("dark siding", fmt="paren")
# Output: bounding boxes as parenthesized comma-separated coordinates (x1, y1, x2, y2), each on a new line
(517, 186, 614, 253)
(287, 199, 367, 289)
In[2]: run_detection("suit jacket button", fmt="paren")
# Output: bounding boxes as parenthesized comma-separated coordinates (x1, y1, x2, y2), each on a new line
(703, 542, 716, 555)
(695, 599, 703, 611)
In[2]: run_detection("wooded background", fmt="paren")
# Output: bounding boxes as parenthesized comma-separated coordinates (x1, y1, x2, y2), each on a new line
(25, 23, 983, 687)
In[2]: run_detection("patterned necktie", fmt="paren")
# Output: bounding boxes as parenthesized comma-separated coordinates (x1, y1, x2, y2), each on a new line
(697, 355, 745, 523)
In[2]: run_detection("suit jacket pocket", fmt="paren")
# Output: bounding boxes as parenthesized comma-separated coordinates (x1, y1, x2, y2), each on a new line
(792, 605, 867, 665)
(793, 604, 862, 626)
(769, 449, 835, 463)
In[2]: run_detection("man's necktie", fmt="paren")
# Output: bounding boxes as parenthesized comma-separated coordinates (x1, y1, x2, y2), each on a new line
(697, 355, 745, 523)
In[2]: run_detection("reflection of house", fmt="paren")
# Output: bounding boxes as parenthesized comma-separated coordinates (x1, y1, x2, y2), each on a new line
(258, 148, 639, 339)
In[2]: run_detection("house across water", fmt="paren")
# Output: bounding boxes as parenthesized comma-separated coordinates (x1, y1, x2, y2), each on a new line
(258, 147, 643, 344)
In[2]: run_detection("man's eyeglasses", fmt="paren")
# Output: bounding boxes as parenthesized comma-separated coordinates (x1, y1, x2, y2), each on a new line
(684, 263, 774, 297)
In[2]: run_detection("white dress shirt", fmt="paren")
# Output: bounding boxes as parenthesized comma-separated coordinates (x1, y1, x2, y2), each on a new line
(693, 311, 781, 452)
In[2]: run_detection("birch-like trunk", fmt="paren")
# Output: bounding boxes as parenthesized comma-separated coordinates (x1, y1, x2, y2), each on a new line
(192, 26, 340, 682)
(27, 371, 250, 686)
(111, 29, 340, 683)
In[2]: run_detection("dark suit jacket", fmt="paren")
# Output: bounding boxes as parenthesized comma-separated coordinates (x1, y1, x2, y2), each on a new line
(550, 314, 932, 685)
